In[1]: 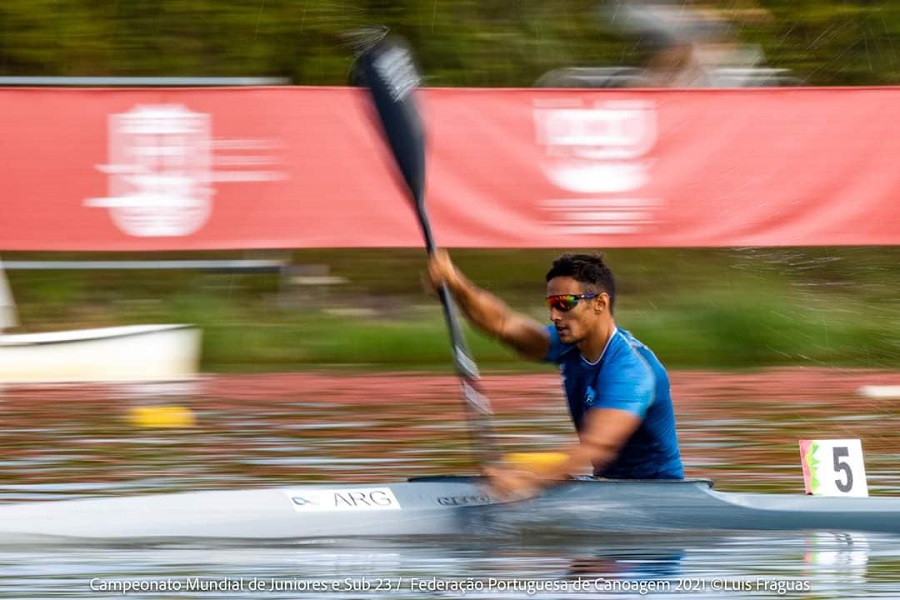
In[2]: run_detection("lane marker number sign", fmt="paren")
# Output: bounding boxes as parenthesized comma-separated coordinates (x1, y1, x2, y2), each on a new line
(800, 439, 868, 497)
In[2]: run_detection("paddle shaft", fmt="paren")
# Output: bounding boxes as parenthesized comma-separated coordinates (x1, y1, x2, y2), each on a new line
(356, 37, 497, 464)
(415, 203, 497, 464)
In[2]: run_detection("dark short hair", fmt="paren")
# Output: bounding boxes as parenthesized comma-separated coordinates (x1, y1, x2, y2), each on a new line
(546, 253, 616, 313)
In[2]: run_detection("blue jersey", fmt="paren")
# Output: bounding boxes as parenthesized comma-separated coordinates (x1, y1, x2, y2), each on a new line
(545, 326, 683, 479)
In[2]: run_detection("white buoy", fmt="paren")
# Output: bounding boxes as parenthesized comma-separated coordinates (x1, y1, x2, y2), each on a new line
(858, 385, 900, 399)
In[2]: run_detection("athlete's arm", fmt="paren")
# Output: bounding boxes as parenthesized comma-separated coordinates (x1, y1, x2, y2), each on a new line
(519, 409, 641, 480)
(486, 408, 641, 498)
(572, 357, 652, 472)
(573, 407, 642, 469)
(428, 250, 550, 361)
(487, 355, 651, 497)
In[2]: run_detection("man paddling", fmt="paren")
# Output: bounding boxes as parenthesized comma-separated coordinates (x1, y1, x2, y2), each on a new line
(428, 251, 683, 497)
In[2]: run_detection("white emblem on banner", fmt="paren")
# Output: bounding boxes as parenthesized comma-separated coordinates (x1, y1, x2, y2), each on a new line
(85, 104, 285, 238)
(534, 100, 660, 235)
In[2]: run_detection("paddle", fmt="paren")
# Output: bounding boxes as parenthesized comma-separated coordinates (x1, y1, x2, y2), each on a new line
(353, 36, 497, 465)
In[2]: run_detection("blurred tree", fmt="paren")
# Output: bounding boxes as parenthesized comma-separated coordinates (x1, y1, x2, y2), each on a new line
(0, 0, 896, 85)
(745, 0, 900, 85)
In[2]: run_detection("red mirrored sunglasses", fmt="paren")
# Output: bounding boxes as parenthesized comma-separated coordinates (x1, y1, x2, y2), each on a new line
(545, 293, 598, 312)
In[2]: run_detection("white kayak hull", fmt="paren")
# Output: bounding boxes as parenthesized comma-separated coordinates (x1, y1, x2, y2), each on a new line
(0, 324, 200, 383)
(1, 478, 899, 543)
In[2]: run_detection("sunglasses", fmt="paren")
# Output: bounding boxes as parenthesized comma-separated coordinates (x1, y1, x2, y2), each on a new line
(546, 293, 598, 312)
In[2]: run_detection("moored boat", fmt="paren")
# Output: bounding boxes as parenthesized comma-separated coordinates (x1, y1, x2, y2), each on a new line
(1, 259, 200, 384)
(0, 324, 200, 383)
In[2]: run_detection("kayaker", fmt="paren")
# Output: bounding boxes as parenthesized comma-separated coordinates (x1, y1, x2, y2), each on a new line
(427, 250, 684, 497)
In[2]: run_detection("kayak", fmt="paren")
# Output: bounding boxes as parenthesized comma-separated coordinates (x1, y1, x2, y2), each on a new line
(0, 477, 898, 543)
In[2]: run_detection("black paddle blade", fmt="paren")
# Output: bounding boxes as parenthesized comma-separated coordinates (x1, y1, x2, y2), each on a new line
(353, 37, 426, 208)
(354, 36, 497, 464)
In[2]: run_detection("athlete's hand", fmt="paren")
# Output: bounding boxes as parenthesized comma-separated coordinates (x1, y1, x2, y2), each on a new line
(427, 249, 461, 293)
(483, 465, 543, 501)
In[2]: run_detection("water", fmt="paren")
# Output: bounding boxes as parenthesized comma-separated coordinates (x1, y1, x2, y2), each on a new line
(1, 368, 899, 598)
(0, 533, 897, 599)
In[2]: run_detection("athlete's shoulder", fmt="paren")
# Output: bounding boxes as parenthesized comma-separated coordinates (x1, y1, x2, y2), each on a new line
(606, 328, 647, 360)
(591, 329, 656, 414)
(617, 328, 649, 350)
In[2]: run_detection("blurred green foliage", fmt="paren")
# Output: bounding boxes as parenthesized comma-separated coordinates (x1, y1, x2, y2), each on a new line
(5, 248, 900, 371)
(0, 1, 897, 85)
(1, 3, 898, 371)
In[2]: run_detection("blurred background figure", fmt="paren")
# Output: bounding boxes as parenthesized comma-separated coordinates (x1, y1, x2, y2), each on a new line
(611, 0, 774, 87)
(537, 0, 791, 88)
(630, 25, 709, 88)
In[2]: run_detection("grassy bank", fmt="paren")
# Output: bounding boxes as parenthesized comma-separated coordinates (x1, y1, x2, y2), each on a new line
(3, 247, 900, 371)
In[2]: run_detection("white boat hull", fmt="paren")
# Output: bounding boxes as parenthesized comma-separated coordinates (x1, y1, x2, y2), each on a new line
(1, 478, 900, 544)
(0, 324, 200, 383)
(0, 479, 486, 544)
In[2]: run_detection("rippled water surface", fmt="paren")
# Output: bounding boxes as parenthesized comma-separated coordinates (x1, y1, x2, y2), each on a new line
(1, 368, 899, 598)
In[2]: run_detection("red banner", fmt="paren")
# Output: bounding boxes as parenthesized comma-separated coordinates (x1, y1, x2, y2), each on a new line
(1, 86, 898, 250)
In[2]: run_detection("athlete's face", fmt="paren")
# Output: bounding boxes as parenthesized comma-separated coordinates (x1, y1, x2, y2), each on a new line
(546, 276, 606, 344)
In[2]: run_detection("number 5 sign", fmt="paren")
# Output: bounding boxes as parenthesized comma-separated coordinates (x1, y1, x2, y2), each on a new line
(800, 439, 869, 497)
